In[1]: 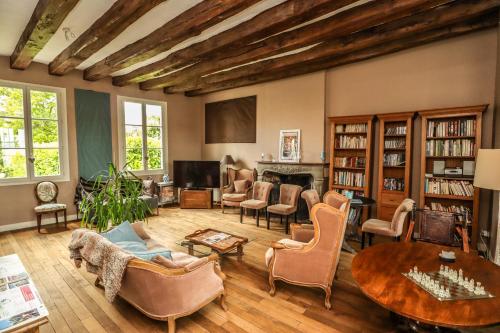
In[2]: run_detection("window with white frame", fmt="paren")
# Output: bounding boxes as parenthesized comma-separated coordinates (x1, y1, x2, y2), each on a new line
(118, 97, 166, 173)
(0, 81, 68, 184)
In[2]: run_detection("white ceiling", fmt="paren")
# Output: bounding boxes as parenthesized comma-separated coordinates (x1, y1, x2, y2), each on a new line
(0, 0, 369, 77)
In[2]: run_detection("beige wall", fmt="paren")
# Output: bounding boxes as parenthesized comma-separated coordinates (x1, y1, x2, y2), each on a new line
(325, 29, 498, 231)
(0, 56, 202, 228)
(200, 71, 326, 168)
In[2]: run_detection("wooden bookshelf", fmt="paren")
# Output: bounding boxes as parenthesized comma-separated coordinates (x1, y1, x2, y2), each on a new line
(376, 112, 414, 221)
(419, 105, 487, 248)
(328, 116, 374, 205)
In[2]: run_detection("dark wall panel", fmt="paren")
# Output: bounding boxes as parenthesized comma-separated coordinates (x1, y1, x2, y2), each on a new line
(205, 96, 256, 143)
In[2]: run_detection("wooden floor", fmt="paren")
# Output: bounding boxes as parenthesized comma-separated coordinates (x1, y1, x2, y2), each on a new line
(0, 207, 498, 333)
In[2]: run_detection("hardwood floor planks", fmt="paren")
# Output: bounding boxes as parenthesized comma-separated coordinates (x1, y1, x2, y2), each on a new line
(0, 207, 498, 332)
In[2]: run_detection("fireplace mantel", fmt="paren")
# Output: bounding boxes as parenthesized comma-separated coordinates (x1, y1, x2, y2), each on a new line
(256, 161, 329, 195)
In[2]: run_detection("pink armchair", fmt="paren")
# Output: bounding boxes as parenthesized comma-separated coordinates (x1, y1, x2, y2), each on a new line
(265, 203, 347, 309)
(221, 167, 257, 213)
(290, 190, 350, 243)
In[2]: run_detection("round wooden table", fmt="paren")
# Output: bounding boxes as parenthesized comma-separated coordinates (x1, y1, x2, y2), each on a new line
(351, 242, 500, 329)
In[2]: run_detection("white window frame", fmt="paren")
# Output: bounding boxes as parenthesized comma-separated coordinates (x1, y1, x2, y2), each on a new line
(117, 95, 168, 176)
(0, 79, 69, 186)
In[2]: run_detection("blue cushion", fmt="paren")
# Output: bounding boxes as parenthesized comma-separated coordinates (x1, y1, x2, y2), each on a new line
(102, 221, 145, 245)
(133, 249, 172, 261)
(113, 240, 172, 261)
(114, 241, 148, 253)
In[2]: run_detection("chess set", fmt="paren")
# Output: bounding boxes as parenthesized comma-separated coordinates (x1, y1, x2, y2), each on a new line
(403, 265, 494, 301)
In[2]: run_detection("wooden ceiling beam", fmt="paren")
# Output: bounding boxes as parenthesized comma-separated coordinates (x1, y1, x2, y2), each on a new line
(167, 0, 500, 93)
(83, 0, 259, 81)
(10, 0, 79, 69)
(182, 13, 497, 96)
(49, 0, 165, 75)
(140, 0, 457, 90)
(111, 0, 358, 86)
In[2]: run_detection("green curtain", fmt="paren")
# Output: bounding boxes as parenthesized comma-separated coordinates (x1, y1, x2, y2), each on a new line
(75, 89, 112, 179)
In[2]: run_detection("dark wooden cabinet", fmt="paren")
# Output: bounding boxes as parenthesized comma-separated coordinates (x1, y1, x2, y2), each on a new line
(180, 189, 213, 209)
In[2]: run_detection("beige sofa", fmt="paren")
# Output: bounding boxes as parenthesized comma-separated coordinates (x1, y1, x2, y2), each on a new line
(97, 226, 227, 332)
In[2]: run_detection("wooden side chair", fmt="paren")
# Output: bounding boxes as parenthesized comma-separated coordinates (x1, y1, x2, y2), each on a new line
(267, 184, 302, 234)
(361, 198, 414, 248)
(34, 181, 67, 233)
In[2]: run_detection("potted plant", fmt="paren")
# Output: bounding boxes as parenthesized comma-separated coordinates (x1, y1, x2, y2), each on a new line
(80, 163, 150, 233)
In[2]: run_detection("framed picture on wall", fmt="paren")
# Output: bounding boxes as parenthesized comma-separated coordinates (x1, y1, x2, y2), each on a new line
(279, 129, 301, 163)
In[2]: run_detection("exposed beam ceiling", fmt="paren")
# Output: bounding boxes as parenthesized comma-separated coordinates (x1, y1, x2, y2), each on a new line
(139, 0, 457, 91)
(83, 0, 260, 81)
(48, 0, 165, 75)
(167, 0, 500, 93)
(111, 0, 358, 87)
(10, 0, 79, 69)
(184, 13, 498, 96)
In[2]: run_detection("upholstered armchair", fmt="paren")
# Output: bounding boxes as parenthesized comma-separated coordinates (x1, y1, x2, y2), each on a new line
(34, 181, 67, 233)
(267, 184, 302, 233)
(265, 203, 347, 309)
(240, 181, 273, 226)
(301, 189, 320, 220)
(361, 198, 415, 248)
(290, 190, 350, 243)
(221, 167, 257, 213)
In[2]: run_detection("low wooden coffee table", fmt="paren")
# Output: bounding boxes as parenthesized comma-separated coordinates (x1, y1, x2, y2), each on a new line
(182, 229, 249, 260)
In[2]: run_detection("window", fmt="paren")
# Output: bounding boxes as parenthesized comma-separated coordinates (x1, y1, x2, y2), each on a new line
(0, 81, 68, 184)
(118, 96, 166, 174)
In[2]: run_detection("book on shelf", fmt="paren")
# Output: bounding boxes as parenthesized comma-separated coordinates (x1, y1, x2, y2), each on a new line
(334, 156, 366, 168)
(425, 139, 475, 157)
(336, 189, 364, 198)
(335, 135, 366, 149)
(383, 153, 405, 166)
(335, 123, 367, 133)
(383, 177, 405, 191)
(427, 119, 476, 137)
(334, 171, 365, 187)
(384, 138, 406, 149)
(425, 203, 472, 224)
(385, 126, 407, 135)
(424, 178, 474, 197)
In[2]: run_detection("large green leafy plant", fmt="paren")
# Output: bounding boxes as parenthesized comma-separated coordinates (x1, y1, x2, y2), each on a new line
(80, 164, 150, 233)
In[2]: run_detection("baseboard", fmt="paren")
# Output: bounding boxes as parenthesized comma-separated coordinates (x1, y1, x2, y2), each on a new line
(0, 214, 78, 233)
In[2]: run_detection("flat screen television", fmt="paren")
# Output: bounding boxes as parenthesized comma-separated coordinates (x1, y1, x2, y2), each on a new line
(173, 160, 220, 189)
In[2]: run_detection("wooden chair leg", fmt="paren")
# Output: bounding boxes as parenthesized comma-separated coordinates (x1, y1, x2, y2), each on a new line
(267, 212, 271, 229)
(221, 201, 225, 213)
(405, 220, 415, 242)
(361, 232, 365, 249)
(324, 287, 332, 310)
(36, 214, 42, 233)
(256, 209, 260, 227)
(280, 215, 283, 224)
(368, 233, 373, 246)
(240, 207, 243, 223)
(285, 215, 289, 234)
(54, 211, 58, 225)
(63, 209, 67, 229)
(294, 212, 297, 223)
(167, 317, 176, 333)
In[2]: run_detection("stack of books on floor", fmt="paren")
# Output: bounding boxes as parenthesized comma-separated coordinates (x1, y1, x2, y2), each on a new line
(424, 178, 474, 197)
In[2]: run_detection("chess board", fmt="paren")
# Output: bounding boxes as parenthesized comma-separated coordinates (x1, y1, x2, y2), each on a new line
(403, 271, 495, 301)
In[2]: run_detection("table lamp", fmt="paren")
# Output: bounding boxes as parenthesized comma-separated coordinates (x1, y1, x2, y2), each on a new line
(473, 149, 500, 264)
(220, 155, 235, 189)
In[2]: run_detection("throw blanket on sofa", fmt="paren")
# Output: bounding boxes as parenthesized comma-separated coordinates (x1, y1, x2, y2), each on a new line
(69, 229, 133, 302)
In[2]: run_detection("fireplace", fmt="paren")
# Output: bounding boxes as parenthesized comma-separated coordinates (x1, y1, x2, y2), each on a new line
(256, 162, 329, 220)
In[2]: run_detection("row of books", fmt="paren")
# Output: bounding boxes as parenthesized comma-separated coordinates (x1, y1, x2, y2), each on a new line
(335, 123, 367, 133)
(424, 178, 474, 197)
(337, 189, 364, 199)
(334, 156, 366, 168)
(385, 138, 405, 149)
(426, 203, 472, 224)
(334, 171, 365, 187)
(427, 119, 476, 137)
(383, 153, 405, 166)
(425, 139, 475, 157)
(335, 135, 366, 149)
(385, 126, 406, 135)
(383, 177, 405, 191)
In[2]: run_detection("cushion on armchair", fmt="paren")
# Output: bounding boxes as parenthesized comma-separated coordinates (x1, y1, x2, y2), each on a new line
(102, 221, 146, 245)
(142, 178, 156, 197)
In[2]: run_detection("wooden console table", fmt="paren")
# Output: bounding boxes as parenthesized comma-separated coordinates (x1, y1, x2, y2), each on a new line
(180, 189, 213, 209)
